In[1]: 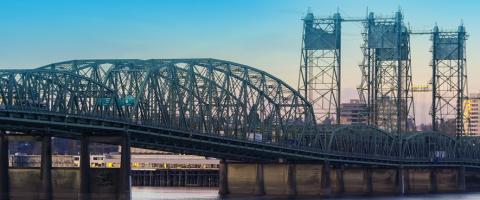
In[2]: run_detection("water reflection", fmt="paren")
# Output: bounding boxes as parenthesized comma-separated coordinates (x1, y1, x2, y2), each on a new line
(133, 187, 219, 200)
(132, 187, 480, 200)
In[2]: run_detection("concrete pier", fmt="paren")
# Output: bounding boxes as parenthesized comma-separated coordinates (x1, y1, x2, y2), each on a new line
(0, 132, 9, 200)
(0, 133, 131, 200)
(224, 162, 470, 197)
(365, 167, 373, 194)
(79, 135, 90, 200)
(295, 164, 323, 195)
(408, 168, 432, 193)
(264, 164, 290, 195)
(39, 136, 52, 200)
(287, 164, 296, 197)
(342, 167, 368, 194)
(335, 164, 345, 194)
(255, 164, 265, 196)
(430, 168, 438, 193)
(371, 168, 397, 194)
(459, 166, 466, 192)
(7, 168, 120, 199)
(119, 133, 131, 200)
(397, 167, 406, 195)
(0, 132, 475, 199)
(465, 168, 480, 190)
(218, 159, 229, 196)
(321, 161, 331, 196)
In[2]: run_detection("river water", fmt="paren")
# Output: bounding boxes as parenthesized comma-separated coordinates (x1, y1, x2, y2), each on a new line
(132, 187, 480, 200)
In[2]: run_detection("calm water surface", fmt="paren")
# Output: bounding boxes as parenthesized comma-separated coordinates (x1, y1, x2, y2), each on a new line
(132, 187, 480, 200)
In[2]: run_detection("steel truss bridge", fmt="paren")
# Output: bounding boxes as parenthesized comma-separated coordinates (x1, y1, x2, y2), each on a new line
(1, 59, 480, 167)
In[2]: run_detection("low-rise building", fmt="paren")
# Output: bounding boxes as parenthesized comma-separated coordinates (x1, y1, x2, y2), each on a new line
(340, 99, 368, 125)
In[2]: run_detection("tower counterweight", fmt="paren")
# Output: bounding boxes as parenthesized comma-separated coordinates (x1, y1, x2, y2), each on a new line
(298, 12, 342, 124)
(431, 25, 468, 136)
(357, 11, 415, 133)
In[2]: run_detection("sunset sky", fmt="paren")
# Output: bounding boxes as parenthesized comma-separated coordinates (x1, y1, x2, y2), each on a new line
(0, 0, 478, 124)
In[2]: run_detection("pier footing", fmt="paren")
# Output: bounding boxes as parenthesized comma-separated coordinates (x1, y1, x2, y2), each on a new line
(222, 162, 469, 197)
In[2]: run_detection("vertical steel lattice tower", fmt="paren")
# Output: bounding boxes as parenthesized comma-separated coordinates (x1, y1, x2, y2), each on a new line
(358, 11, 415, 133)
(298, 12, 341, 124)
(431, 25, 468, 136)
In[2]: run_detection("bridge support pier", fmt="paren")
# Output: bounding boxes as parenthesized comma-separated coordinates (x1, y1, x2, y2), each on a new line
(0, 132, 9, 200)
(287, 164, 296, 197)
(365, 167, 373, 194)
(222, 162, 474, 197)
(321, 161, 331, 197)
(336, 165, 345, 194)
(119, 133, 131, 200)
(458, 166, 466, 192)
(218, 159, 229, 196)
(79, 135, 90, 200)
(430, 168, 438, 193)
(397, 167, 408, 195)
(255, 164, 265, 196)
(40, 136, 52, 200)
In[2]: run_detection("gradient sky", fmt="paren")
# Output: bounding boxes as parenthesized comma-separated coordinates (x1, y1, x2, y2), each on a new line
(0, 0, 478, 124)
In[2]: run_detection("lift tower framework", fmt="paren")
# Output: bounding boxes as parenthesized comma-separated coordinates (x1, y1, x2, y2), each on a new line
(298, 12, 341, 124)
(358, 11, 415, 133)
(431, 25, 468, 136)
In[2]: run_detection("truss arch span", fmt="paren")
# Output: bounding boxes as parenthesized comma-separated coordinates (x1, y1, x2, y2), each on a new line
(36, 59, 320, 148)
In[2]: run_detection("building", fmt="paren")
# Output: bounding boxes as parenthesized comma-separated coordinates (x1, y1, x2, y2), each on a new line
(464, 93, 480, 136)
(340, 99, 368, 125)
(130, 147, 168, 154)
(10, 153, 219, 169)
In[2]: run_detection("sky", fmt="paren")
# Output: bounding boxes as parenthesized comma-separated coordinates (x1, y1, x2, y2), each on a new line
(0, 0, 479, 124)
